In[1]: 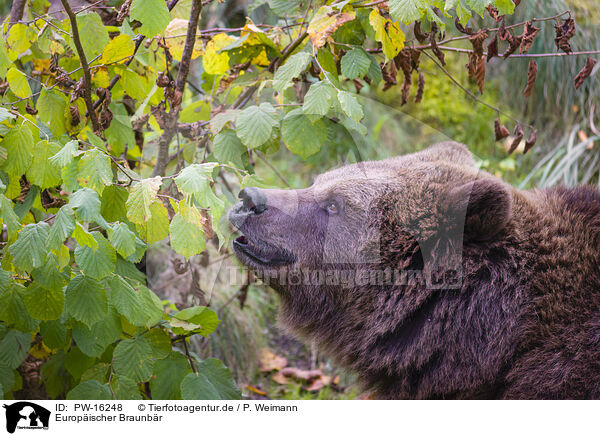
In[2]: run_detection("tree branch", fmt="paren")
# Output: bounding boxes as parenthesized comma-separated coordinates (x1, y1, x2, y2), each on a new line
(9, 0, 26, 28)
(60, 0, 102, 133)
(152, 0, 202, 177)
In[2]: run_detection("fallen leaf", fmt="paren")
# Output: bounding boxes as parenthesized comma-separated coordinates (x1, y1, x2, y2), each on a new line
(260, 348, 288, 372)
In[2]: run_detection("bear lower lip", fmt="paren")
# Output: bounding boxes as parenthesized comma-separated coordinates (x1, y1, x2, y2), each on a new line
(233, 235, 294, 267)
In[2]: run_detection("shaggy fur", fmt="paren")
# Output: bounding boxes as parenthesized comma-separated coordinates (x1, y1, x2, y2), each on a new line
(228, 142, 600, 399)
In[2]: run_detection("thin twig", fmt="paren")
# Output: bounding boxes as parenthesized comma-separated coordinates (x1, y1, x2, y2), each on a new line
(152, 0, 202, 177)
(432, 45, 600, 58)
(182, 338, 197, 373)
(256, 151, 291, 187)
(421, 50, 532, 129)
(60, 0, 102, 133)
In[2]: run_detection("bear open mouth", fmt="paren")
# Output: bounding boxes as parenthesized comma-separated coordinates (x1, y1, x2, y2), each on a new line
(233, 235, 295, 267)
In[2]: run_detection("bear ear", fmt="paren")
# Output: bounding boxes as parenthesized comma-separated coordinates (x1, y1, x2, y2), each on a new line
(420, 142, 475, 167)
(445, 177, 512, 241)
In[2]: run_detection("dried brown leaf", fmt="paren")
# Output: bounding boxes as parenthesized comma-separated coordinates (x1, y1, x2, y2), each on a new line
(429, 31, 445, 66)
(475, 55, 485, 93)
(413, 21, 429, 43)
(520, 21, 540, 54)
(554, 17, 575, 54)
(524, 60, 538, 98)
(487, 35, 498, 62)
(487, 5, 499, 20)
(469, 30, 488, 57)
(524, 129, 537, 154)
(508, 124, 524, 154)
(401, 75, 411, 105)
(494, 119, 510, 141)
(280, 367, 323, 381)
(260, 348, 288, 372)
(574, 56, 598, 89)
(414, 72, 425, 103)
(454, 17, 473, 35)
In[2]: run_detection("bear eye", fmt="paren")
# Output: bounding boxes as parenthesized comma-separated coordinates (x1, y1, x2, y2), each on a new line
(325, 200, 339, 215)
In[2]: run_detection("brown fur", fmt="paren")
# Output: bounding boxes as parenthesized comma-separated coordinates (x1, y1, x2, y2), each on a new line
(228, 142, 600, 399)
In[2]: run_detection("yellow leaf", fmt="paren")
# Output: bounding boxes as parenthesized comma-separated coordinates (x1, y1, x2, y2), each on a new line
(92, 67, 110, 88)
(241, 23, 273, 66)
(202, 33, 234, 75)
(307, 6, 356, 49)
(6, 23, 31, 55)
(6, 67, 31, 98)
(369, 9, 405, 60)
(100, 34, 135, 64)
(30, 341, 52, 359)
(165, 18, 203, 62)
(33, 59, 51, 72)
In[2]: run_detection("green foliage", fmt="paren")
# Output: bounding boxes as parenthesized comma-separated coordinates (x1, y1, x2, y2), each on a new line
(0, 0, 540, 402)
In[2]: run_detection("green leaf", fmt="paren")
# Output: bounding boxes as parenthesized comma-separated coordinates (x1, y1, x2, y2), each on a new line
(209, 109, 241, 135)
(213, 129, 247, 168)
(273, 51, 311, 93)
(67, 380, 113, 400)
(31, 255, 68, 289)
(6, 67, 31, 98)
(303, 81, 336, 117)
(72, 222, 98, 250)
(74, 232, 116, 279)
(366, 51, 383, 84)
(169, 206, 206, 259)
(65, 274, 108, 327)
(72, 310, 121, 358)
(281, 109, 328, 159)
(40, 320, 69, 349)
(74, 13, 110, 58)
(171, 306, 220, 337)
(65, 346, 96, 379)
(108, 275, 148, 326)
(113, 336, 154, 383)
(37, 88, 67, 137)
(0, 194, 21, 239)
(388, 0, 428, 24)
(9, 222, 50, 272)
(100, 184, 129, 222)
(143, 328, 171, 359)
(77, 149, 113, 194)
(136, 284, 164, 327)
(49, 140, 79, 169)
(466, 0, 492, 16)
(0, 284, 39, 332)
(107, 222, 137, 258)
(0, 123, 34, 176)
(69, 188, 102, 222)
(180, 359, 241, 400)
(105, 103, 136, 157)
(0, 41, 11, 78)
(337, 90, 364, 122)
(130, 0, 171, 37)
(110, 375, 141, 400)
(26, 140, 62, 190)
(494, 0, 515, 15)
(341, 47, 371, 79)
(236, 103, 278, 149)
(0, 330, 30, 368)
(23, 283, 65, 321)
(136, 201, 170, 245)
(126, 177, 162, 225)
(150, 352, 191, 399)
(174, 163, 217, 196)
(47, 205, 76, 251)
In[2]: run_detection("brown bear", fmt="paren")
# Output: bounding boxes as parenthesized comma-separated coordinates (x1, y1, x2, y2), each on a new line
(227, 142, 600, 399)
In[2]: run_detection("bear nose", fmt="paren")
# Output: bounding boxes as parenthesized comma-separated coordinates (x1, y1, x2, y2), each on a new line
(239, 187, 267, 215)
